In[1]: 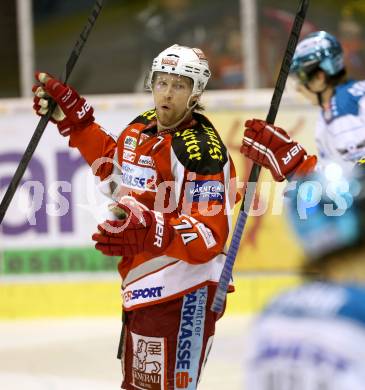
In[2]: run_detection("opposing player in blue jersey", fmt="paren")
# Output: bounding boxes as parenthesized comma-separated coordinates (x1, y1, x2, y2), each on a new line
(290, 30, 365, 172)
(243, 163, 365, 389)
(239, 28, 365, 390)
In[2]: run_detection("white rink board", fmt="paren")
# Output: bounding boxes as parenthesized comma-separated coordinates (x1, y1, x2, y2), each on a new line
(0, 89, 316, 250)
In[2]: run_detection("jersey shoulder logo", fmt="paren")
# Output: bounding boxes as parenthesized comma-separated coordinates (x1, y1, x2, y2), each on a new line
(185, 180, 225, 203)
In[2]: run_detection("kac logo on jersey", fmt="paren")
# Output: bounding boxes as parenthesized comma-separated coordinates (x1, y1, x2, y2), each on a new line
(186, 180, 224, 203)
(123, 286, 164, 303)
(124, 136, 137, 151)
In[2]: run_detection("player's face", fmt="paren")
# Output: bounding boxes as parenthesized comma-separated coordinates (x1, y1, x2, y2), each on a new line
(152, 72, 193, 127)
(304, 71, 327, 93)
(293, 70, 328, 105)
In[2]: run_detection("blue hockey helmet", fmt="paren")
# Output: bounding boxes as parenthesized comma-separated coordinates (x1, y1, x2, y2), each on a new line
(286, 163, 365, 263)
(290, 31, 344, 83)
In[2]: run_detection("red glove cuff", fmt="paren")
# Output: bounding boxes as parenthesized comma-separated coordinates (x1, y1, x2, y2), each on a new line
(241, 119, 311, 182)
(290, 155, 318, 180)
(33, 72, 94, 136)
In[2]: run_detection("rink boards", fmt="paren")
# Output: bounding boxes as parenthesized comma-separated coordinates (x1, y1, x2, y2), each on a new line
(0, 270, 300, 319)
(0, 89, 313, 319)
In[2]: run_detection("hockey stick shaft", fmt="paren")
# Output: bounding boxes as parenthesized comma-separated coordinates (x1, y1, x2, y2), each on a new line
(0, 0, 104, 225)
(211, 0, 310, 313)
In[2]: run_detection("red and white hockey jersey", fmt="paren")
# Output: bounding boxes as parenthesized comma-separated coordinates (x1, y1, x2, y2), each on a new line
(69, 109, 239, 310)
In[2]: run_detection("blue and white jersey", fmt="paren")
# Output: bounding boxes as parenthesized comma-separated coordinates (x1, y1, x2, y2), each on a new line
(316, 80, 365, 172)
(244, 282, 365, 390)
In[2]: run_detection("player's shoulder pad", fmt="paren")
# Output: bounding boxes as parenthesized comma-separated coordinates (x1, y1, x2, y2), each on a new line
(263, 282, 365, 327)
(171, 113, 228, 175)
(337, 285, 365, 326)
(333, 80, 365, 117)
(128, 108, 157, 126)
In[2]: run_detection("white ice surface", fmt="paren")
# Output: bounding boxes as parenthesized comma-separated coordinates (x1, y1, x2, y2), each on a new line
(0, 315, 251, 390)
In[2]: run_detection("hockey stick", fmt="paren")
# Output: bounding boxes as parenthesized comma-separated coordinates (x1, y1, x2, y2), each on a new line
(0, 0, 104, 225)
(211, 0, 310, 313)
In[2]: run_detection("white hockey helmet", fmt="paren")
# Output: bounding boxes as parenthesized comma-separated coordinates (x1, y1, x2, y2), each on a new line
(145, 44, 211, 96)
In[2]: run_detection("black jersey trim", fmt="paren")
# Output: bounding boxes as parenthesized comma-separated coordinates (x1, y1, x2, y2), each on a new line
(172, 113, 228, 175)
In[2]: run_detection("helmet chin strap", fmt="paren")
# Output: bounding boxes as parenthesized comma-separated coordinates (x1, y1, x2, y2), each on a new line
(304, 83, 330, 108)
(316, 92, 324, 107)
(156, 95, 199, 132)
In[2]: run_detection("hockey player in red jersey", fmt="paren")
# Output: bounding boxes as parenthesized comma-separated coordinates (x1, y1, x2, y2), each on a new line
(32, 44, 238, 390)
